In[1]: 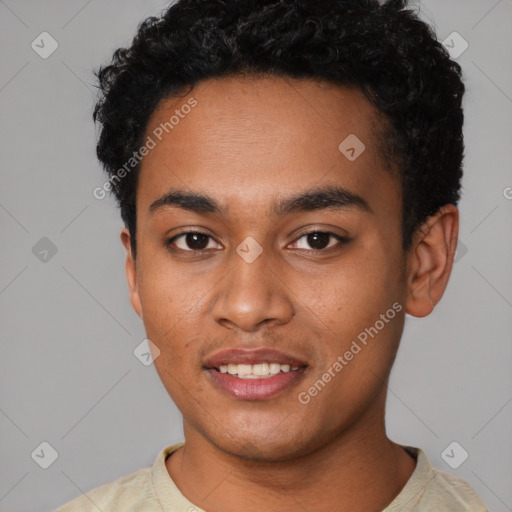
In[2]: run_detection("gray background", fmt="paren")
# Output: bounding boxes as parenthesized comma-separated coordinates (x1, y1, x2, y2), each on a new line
(0, 0, 511, 510)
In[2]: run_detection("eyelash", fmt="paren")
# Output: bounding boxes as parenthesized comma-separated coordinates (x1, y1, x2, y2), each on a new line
(165, 229, 351, 254)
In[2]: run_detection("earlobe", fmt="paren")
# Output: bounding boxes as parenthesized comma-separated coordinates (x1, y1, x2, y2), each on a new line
(120, 228, 143, 319)
(405, 205, 459, 318)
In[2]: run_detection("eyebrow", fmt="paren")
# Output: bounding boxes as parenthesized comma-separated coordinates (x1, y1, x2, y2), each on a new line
(148, 184, 372, 218)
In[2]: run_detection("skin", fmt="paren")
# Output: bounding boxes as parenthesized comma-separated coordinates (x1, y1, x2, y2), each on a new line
(120, 75, 459, 512)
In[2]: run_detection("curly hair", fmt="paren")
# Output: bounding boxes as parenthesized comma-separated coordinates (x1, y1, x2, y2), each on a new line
(93, 0, 465, 260)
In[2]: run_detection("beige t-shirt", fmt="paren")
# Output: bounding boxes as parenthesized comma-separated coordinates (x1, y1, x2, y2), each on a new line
(54, 442, 487, 511)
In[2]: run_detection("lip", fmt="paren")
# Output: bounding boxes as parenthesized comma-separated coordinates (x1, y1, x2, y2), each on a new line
(205, 366, 308, 400)
(203, 347, 308, 368)
(203, 347, 309, 401)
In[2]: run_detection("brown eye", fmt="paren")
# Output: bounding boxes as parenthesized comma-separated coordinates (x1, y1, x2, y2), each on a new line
(166, 231, 221, 252)
(305, 232, 331, 250)
(289, 231, 350, 251)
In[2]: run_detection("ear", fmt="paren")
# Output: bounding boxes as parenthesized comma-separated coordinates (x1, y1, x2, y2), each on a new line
(405, 204, 459, 318)
(120, 228, 143, 319)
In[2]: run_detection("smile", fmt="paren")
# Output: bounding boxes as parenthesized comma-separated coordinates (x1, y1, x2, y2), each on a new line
(216, 362, 301, 379)
(205, 365, 307, 400)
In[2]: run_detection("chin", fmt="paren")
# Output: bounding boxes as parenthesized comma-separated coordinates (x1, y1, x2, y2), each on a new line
(204, 424, 322, 463)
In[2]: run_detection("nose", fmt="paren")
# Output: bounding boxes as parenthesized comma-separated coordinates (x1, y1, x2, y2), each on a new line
(210, 244, 295, 333)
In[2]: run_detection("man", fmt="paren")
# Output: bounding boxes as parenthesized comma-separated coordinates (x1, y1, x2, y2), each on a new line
(56, 0, 487, 510)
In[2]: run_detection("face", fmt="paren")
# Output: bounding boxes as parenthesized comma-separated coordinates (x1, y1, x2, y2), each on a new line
(123, 76, 410, 461)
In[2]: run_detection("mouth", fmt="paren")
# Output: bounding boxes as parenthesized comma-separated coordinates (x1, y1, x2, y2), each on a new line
(203, 348, 309, 400)
(205, 366, 308, 400)
(208, 362, 305, 379)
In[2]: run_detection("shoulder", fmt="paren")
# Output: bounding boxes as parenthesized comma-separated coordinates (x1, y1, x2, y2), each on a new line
(53, 442, 185, 512)
(53, 466, 153, 512)
(384, 446, 488, 512)
(422, 466, 488, 511)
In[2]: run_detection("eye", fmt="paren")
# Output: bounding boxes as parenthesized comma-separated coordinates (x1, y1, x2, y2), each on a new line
(166, 229, 350, 254)
(166, 230, 221, 252)
(288, 231, 350, 251)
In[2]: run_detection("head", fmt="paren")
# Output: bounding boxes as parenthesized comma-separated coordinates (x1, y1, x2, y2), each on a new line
(93, 0, 464, 460)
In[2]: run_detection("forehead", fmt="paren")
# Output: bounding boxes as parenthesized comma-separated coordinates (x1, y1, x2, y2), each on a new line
(137, 75, 399, 220)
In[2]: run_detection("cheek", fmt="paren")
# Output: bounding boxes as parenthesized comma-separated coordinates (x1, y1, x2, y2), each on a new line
(136, 264, 203, 367)
(304, 251, 402, 336)
(300, 245, 405, 394)
(138, 249, 194, 321)
(297, 297, 404, 430)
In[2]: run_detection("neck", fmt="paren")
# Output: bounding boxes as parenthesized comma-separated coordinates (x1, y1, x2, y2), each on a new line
(166, 394, 416, 512)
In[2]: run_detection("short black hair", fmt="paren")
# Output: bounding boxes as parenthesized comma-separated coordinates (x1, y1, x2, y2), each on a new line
(93, 0, 465, 260)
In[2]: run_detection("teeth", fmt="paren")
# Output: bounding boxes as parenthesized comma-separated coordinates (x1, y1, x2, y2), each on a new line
(217, 363, 302, 378)
(269, 363, 281, 375)
(253, 363, 269, 376)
